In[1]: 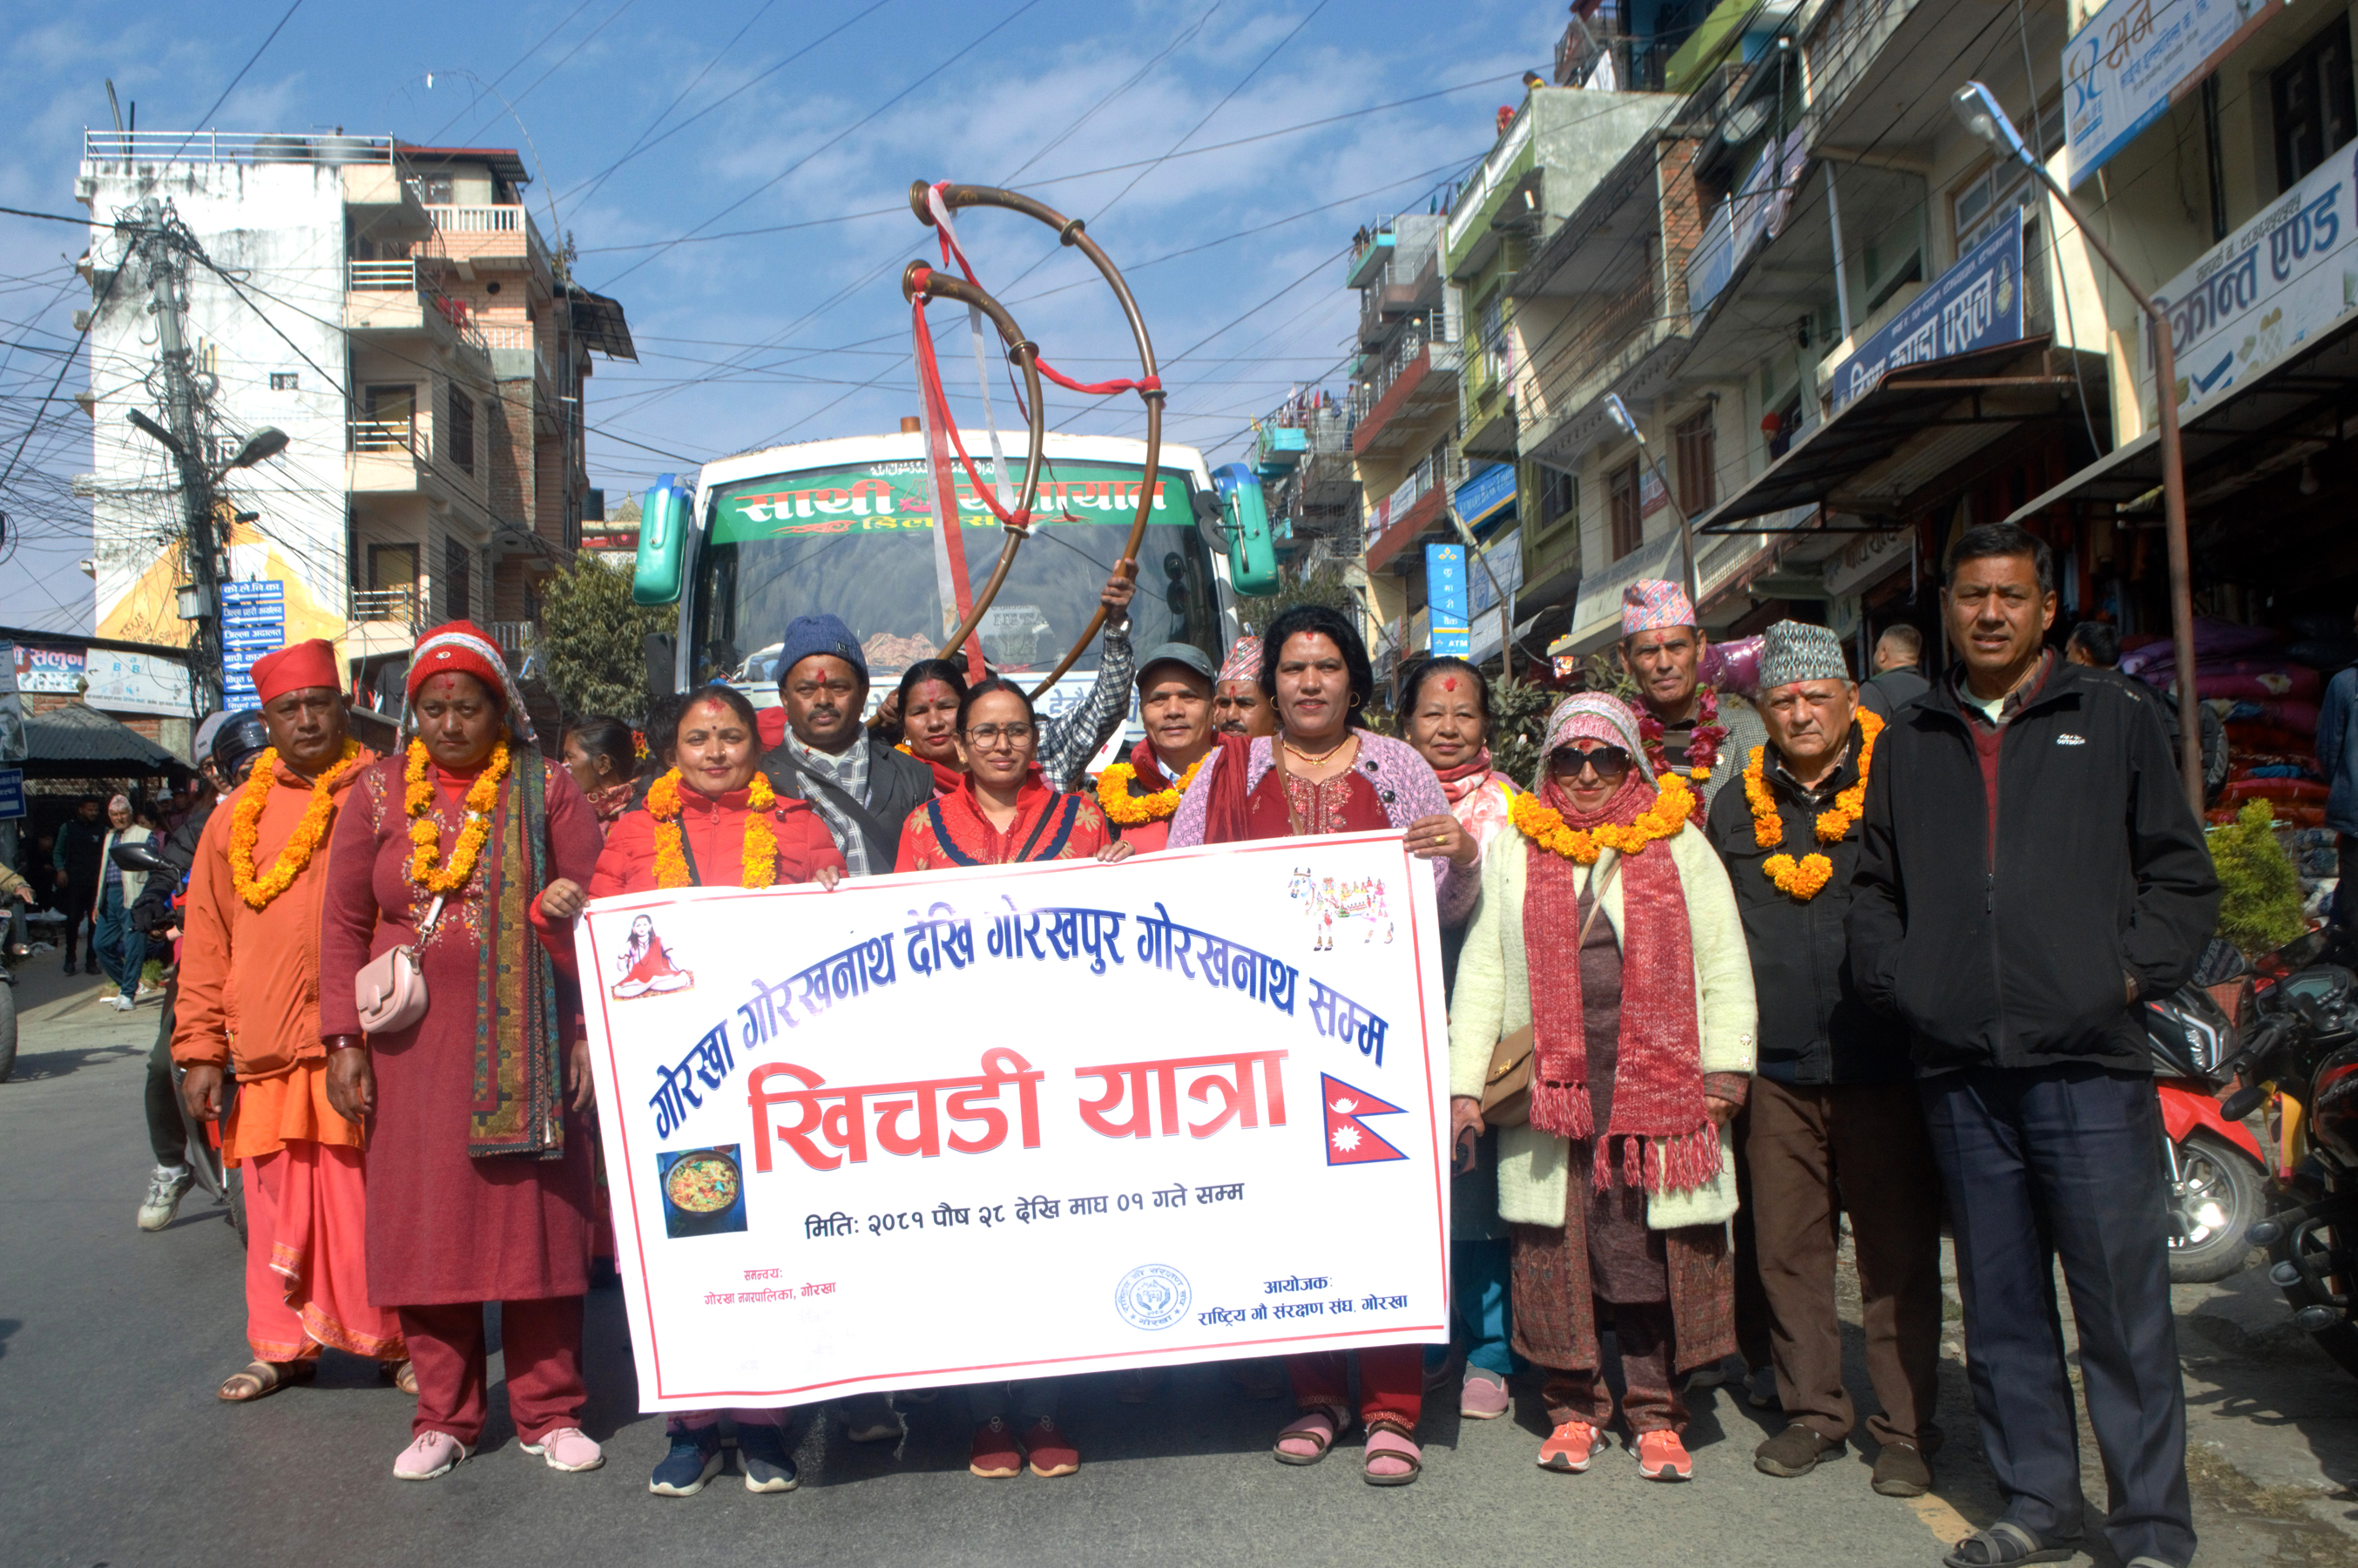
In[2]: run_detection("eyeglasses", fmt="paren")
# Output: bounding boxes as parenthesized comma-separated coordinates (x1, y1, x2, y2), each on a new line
(963, 722, 1036, 747)
(1549, 744, 1632, 782)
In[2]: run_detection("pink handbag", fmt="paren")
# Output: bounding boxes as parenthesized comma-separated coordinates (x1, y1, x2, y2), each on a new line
(355, 895, 443, 1036)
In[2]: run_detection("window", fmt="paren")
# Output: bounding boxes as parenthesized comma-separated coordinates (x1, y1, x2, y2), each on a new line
(440, 538, 471, 624)
(1768, 393, 1803, 460)
(447, 387, 476, 474)
(414, 172, 454, 206)
(269, 372, 298, 391)
(1538, 465, 1578, 534)
(2274, 15, 2356, 192)
(1672, 409, 1716, 516)
(1608, 458, 1644, 559)
(1478, 291, 1510, 386)
(1950, 99, 2063, 253)
(359, 384, 416, 452)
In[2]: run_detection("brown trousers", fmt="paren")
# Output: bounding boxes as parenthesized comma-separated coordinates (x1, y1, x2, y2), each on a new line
(1743, 1077, 1943, 1447)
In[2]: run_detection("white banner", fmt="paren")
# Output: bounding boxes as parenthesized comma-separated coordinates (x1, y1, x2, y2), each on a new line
(577, 832, 1452, 1412)
(2064, 0, 2282, 189)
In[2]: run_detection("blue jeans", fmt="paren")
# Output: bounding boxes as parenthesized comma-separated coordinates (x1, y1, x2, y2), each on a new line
(1921, 1064, 2192, 1568)
(93, 883, 138, 998)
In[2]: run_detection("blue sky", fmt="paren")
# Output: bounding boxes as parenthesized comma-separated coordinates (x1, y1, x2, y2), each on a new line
(0, 0, 1557, 633)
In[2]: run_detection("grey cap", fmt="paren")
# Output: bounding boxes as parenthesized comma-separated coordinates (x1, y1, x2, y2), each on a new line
(1135, 642, 1218, 688)
(1758, 619, 1851, 693)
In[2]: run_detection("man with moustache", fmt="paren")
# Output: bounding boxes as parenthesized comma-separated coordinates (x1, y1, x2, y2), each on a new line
(1212, 635, 1275, 739)
(1098, 643, 1218, 855)
(1618, 580, 1766, 816)
(757, 613, 935, 879)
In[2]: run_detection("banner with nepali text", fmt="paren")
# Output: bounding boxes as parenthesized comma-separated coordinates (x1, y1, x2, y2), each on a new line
(576, 830, 1452, 1411)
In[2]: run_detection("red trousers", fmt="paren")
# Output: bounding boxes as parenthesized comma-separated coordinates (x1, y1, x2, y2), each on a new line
(399, 1298, 586, 1446)
(1287, 1345, 1422, 1434)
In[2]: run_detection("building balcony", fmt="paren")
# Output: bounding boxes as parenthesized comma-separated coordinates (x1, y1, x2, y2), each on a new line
(1351, 319, 1461, 459)
(346, 416, 484, 502)
(344, 263, 494, 364)
(349, 585, 422, 630)
(1363, 476, 1449, 573)
(418, 204, 552, 279)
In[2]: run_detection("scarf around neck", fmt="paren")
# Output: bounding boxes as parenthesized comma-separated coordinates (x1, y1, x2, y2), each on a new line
(1432, 747, 1496, 804)
(1520, 768, 1714, 1194)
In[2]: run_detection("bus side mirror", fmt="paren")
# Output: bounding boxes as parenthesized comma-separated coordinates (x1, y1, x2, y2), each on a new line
(633, 474, 693, 605)
(1213, 463, 1280, 598)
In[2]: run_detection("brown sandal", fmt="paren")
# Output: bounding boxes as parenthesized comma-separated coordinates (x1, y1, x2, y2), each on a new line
(218, 1359, 315, 1402)
(382, 1359, 418, 1396)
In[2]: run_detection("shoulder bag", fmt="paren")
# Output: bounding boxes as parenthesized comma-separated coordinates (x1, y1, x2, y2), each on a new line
(355, 892, 445, 1036)
(1478, 848, 1621, 1127)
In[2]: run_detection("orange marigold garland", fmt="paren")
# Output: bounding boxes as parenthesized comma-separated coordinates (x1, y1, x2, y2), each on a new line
(1740, 707, 1884, 901)
(405, 739, 510, 894)
(1097, 754, 1205, 826)
(647, 768, 780, 889)
(1509, 772, 1694, 864)
(227, 740, 363, 909)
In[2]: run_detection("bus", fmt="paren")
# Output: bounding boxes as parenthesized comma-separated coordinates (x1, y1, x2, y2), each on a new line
(631, 429, 1278, 768)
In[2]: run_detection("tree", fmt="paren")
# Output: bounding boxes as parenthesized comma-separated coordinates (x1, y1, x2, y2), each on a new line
(537, 554, 673, 726)
(2208, 801, 2307, 958)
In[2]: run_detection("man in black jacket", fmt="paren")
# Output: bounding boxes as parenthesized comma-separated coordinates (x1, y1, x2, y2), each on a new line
(757, 613, 933, 878)
(1849, 524, 2219, 1568)
(1707, 620, 1942, 1499)
(51, 797, 105, 973)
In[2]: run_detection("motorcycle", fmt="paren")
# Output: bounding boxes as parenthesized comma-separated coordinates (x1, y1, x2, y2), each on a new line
(2220, 930, 2358, 1375)
(0, 898, 19, 1083)
(2144, 975, 2269, 1283)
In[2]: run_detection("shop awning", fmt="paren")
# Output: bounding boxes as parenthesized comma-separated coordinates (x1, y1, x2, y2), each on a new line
(1697, 337, 2089, 532)
(2007, 312, 2358, 522)
(18, 701, 188, 779)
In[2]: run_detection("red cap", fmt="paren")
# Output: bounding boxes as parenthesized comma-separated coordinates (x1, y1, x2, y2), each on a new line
(251, 639, 340, 706)
(406, 620, 506, 704)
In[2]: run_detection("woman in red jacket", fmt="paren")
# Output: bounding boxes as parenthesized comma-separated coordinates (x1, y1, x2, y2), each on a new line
(581, 682, 843, 1498)
(894, 678, 1129, 873)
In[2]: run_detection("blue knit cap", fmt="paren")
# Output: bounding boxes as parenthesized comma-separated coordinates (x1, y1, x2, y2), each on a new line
(774, 612, 868, 687)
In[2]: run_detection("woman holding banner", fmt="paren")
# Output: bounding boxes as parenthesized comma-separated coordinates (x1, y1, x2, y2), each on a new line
(317, 622, 607, 1484)
(1398, 654, 1524, 1423)
(584, 683, 845, 1497)
(1445, 694, 1755, 1483)
(1167, 604, 1476, 1486)
(891, 674, 1130, 1479)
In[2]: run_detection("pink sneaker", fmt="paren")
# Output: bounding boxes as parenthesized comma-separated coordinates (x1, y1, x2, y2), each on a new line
(1460, 1367, 1510, 1420)
(521, 1426, 605, 1472)
(393, 1431, 470, 1481)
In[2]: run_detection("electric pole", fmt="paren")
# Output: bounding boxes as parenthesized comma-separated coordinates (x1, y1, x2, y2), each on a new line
(136, 199, 225, 714)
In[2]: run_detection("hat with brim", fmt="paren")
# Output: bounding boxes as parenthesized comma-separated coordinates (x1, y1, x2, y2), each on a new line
(1136, 642, 1217, 689)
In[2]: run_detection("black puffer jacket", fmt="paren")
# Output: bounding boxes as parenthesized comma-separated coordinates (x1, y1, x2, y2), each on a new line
(1847, 659, 2220, 1073)
(1706, 719, 1911, 1086)
(132, 801, 213, 936)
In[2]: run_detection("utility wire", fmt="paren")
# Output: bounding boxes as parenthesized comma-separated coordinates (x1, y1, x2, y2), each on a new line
(173, 0, 307, 153)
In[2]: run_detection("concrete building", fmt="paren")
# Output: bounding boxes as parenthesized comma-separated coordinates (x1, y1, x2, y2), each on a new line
(72, 131, 633, 702)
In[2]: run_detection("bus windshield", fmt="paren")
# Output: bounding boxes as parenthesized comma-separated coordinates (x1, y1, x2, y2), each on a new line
(688, 456, 1223, 700)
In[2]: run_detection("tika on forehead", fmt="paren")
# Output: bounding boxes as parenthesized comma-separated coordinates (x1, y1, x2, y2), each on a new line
(1443, 676, 1459, 692)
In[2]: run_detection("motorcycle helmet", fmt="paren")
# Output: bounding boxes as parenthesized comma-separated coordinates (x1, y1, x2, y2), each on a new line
(211, 710, 271, 786)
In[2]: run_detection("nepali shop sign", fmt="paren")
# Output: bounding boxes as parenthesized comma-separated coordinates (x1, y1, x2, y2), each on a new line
(710, 459, 1188, 544)
(2143, 143, 2358, 422)
(577, 833, 1451, 1411)
(1830, 208, 2023, 413)
(2064, 0, 2282, 189)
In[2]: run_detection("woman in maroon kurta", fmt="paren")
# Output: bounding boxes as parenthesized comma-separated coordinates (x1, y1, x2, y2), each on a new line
(1167, 604, 1476, 1487)
(317, 622, 605, 1484)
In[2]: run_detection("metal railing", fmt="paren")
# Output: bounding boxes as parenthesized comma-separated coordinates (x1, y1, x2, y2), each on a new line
(488, 621, 537, 652)
(351, 586, 422, 626)
(82, 130, 395, 166)
(349, 419, 422, 456)
(1351, 311, 1454, 423)
(423, 205, 523, 232)
(348, 259, 416, 291)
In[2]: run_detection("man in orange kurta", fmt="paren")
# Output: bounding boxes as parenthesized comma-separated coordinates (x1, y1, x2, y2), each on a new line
(173, 640, 407, 1399)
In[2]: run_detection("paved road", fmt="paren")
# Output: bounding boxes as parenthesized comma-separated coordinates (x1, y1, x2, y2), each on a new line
(4, 956, 2355, 1568)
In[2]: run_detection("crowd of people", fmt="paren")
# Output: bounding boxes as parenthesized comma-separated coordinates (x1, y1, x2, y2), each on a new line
(142, 521, 2225, 1568)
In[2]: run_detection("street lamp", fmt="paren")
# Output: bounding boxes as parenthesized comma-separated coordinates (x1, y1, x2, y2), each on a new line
(1950, 79, 2202, 812)
(1605, 392, 1701, 613)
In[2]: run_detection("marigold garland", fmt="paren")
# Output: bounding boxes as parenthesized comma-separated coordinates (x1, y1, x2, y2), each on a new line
(1740, 707, 1884, 901)
(227, 740, 363, 910)
(1509, 772, 1694, 864)
(1097, 754, 1206, 826)
(647, 768, 780, 889)
(405, 740, 510, 895)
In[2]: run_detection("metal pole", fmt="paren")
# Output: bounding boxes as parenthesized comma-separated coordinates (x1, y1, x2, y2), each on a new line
(144, 206, 225, 714)
(1825, 164, 1854, 341)
(1449, 505, 1517, 681)
(2029, 168, 2203, 814)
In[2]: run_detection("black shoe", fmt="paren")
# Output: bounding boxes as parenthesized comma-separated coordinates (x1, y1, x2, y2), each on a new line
(1753, 1422, 1842, 1477)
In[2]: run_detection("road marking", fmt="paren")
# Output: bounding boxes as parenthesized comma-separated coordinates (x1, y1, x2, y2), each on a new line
(1908, 1490, 1980, 1548)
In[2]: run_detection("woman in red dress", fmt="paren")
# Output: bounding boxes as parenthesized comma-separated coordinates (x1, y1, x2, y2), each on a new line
(585, 683, 843, 1497)
(893, 677, 1129, 1481)
(1167, 604, 1478, 1486)
(317, 622, 605, 1483)
(882, 659, 970, 799)
(559, 715, 640, 838)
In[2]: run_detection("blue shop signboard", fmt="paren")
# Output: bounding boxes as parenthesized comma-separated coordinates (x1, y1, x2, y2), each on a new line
(1424, 543, 1470, 657)
(1830, 208, 2023, 413)
(1451, 463, 1517, 531)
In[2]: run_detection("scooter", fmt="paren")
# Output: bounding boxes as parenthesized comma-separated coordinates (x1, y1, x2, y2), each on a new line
(2144, 977, 2269, 1283)
(2221, 931, 2358, 1376)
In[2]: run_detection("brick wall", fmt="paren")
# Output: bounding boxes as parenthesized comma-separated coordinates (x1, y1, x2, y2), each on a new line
(27, 691, 166, 740)
(1654, 136, 1706, 315)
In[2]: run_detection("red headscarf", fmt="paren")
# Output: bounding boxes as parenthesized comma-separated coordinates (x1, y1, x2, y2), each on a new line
(406, 621, 536, 743)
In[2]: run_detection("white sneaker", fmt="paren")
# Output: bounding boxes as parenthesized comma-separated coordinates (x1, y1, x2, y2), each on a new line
(106, 995, 134, 1011)
(137, 1165, 194, 1231)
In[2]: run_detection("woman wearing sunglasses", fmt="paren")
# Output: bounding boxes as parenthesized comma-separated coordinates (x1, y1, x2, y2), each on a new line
(1446, 693, 1756, 1484)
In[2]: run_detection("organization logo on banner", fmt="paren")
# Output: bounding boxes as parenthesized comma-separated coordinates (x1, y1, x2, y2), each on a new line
(1113, 1263, 1193, 1330)
(1321, 1075, 1408, 1166)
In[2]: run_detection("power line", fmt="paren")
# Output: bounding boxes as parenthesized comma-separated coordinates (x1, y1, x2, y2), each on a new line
(567, 0, 783, 210)
(178, 0, 308, 149)
(423, 0, 598, 143)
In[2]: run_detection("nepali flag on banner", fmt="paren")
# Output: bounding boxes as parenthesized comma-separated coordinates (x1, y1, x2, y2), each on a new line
(1321, 1074, 1407, 1166)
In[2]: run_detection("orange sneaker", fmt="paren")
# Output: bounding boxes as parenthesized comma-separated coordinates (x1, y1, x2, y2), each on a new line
(1537, 1420, 1607, 1473)
(1634, 1429, 1692, 1481)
